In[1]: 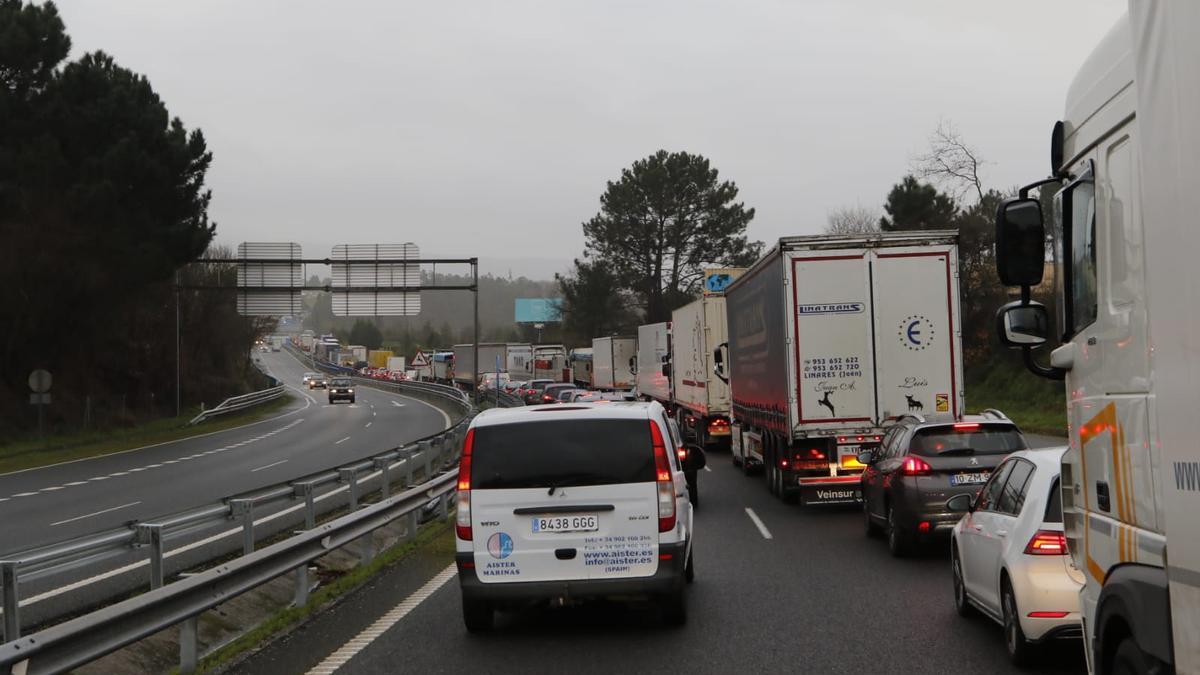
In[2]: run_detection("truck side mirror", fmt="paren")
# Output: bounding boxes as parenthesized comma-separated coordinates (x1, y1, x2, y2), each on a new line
(995, 301, 1050, 348)
(995, 198, 1046, 287)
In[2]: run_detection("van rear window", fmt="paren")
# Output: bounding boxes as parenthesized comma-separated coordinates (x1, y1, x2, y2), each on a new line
(470, 419, 655, 490)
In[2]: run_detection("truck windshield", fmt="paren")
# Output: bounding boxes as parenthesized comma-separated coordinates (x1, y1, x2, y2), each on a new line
(909, 424, 1027, 456)
(470, 419, 655, 490)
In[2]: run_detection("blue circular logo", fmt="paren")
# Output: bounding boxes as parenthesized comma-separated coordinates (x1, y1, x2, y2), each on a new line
(487, 532, 513, 559)
(899, 316, 935, 351)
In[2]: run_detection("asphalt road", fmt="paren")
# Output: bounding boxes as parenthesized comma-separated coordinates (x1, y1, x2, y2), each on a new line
(237, 436, 1085, 675)
(0, 350, 449, 554)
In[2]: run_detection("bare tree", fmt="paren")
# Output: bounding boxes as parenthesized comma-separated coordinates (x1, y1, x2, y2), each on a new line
(912, 119, 986, 203)
(824, 205, 882, 235)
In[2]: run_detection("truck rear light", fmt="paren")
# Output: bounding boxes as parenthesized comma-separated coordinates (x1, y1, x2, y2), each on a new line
(901, 456, 932, 476)
(805, 448, 826, 460)
(1024, 530, 1067, 555)
(455, 429, 475, 540)
(649, 421, 676, 532)
(779, 458, 789, 468)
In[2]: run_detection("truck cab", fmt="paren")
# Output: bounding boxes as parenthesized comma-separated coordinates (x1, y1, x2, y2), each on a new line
(992, 7, 1200, 673)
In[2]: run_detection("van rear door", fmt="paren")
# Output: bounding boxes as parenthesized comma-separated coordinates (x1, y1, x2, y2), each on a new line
(468, 418, 660, 583)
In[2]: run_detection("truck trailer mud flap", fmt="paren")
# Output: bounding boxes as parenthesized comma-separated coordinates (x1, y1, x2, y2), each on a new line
(797, 476, 862, 505)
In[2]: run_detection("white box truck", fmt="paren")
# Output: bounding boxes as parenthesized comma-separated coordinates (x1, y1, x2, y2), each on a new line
(506, 343, 533, 380)
(671, 287, 739, 449)
(452, 343, 509, 386)
(386, 356, 407, 373)
(636, 322, 672, 403)
(569, 347, 593, 388)
(592, 336, 637, 390)
(717, 231, 962, 506)
(532, 344, 568, 382)
(992, 4, 1200, 672)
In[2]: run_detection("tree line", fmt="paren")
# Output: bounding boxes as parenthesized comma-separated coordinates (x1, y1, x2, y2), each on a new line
(0, 2, 266, 437)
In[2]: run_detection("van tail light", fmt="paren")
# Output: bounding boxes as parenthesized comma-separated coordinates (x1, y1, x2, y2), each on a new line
(902, 456, 932, 476)
(455, 429, 475, 540)
(649, 420, 676, 532)
(1024, 530, 1067, 555)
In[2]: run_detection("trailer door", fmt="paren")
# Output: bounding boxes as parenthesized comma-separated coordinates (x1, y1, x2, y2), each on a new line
(787, 252, 876, 427)
(870, 245, 961, 422)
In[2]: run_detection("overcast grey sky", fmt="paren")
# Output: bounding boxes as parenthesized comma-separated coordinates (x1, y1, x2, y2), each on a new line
(57, 0, 1125, 279)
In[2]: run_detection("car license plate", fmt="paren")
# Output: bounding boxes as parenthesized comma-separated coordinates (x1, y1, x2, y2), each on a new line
(951, 472, 990, 486)
(531, 514, 598, 533)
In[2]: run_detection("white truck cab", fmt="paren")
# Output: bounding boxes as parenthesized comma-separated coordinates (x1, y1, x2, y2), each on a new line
(992, 4, 1200, 673)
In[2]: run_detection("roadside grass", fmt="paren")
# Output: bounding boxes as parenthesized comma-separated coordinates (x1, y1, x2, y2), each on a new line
(195, 522, 455, 674)
(966, 362, 1067, 436)
(0, 394, 295, 475)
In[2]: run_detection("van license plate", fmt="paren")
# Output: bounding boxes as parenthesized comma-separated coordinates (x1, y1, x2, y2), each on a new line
(532, 515, 598, 533)
(950, 472, 990, 486)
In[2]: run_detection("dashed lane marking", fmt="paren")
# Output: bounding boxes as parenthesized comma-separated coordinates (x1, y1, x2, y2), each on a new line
(704, 465, 712, 472)
(335, 437, 351, 445)
(306, 565, 457, 674)
(365, 422, 372, 428)
(745, 507, 773, 540)
(50, 501, 141, 527)
(250, 459, 288, 473)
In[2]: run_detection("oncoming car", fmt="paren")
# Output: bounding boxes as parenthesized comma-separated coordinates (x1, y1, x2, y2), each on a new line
(307, 373, 328, 389)
(948, 447, 1083, 665)
(454, 401, 704, 631)
(327, 378, 355, 403)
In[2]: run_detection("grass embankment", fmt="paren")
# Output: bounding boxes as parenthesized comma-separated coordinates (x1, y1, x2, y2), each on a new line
(196, 522, 455, 674)
(0, 394, 294, 475)
(965, 361, 1067, 436)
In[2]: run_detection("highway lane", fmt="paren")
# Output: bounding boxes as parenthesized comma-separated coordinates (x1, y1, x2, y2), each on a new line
(238, 443, 1084, 675)
(0, 350, 449, 554)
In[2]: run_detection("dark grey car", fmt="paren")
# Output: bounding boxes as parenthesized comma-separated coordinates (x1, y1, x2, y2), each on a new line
(859, 412, 1028, 556)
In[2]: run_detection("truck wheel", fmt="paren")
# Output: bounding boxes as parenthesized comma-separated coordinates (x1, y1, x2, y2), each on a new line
(462, 597, 493, 633)
(1111, 637, 1164, 675)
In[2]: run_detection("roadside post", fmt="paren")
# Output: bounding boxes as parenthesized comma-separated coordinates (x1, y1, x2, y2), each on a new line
(28, 369, 52, 437)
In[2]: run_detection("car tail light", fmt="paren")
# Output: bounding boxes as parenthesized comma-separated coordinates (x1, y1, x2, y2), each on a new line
(677, 447, 687, 461)
(542, 394, 554, 402)
(902, 456, 932, 476)
(455, 429, 475, 540)
(953, 423, 980, 431)
(1027, 611, 1070, 618)
(1024, 530, 1067, 555)
(918, 521, 931, 533)
(649, 421, 676, 533)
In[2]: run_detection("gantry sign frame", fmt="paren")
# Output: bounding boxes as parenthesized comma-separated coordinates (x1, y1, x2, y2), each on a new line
(177, 249, 482, 405)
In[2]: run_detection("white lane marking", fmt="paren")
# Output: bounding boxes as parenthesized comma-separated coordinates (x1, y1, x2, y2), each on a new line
(41, 486, 65, 492)
(250, 459, 288, 473)
(335, 437, 351, 445)
(87, 477, 108, 482)
(390, 401, 405, 408)
(0, 498, 7, 503)
(703, 465, 712, 472)
(372, 411, 377, 417)
(50, 501, 142, 527)
(9, 452, 406, 612)
(306, 565, 457, 674)
(0, 388, 311, 479)
(13, 492, 38, 497)
(365, 422, 372, 428)
(110, 471, 130, 476)
(64, 481, 87, 486)
(745, 507, 773, 540)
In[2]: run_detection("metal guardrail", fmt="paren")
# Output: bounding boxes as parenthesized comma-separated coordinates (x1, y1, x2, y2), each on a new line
(188, 384, 286, 425)
(0, 467, 461, 674)
(0, 352, 475, 671)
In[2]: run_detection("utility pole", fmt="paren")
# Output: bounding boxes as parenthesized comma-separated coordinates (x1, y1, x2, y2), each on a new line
(472, 258, 479, 406)
(175, 271, 182, 418)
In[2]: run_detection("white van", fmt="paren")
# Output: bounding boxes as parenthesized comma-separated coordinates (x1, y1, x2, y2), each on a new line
(454, 401, 702, 630)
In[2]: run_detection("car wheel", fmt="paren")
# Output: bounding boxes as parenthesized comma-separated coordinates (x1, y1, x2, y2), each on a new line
(462, 597, 493, 633)
(685, 549, 695, 584)
(688, 478, 700, 509)
(887, 505, 909, 557)
(864, 502, 881, 537)
(952, 548, 975, 617)
(350, 397, 355, 404)
(1002, 580, 1033, 666)
(660, 589, 687, 626)
(1111, 637, 1163, 675)
(328, 398, 334, 405)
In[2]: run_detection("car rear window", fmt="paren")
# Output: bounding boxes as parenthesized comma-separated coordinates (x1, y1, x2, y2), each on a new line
(470, 419, 655, 490)
(1045, 477, 1063, 523)
(908, 424, 1028, 457)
